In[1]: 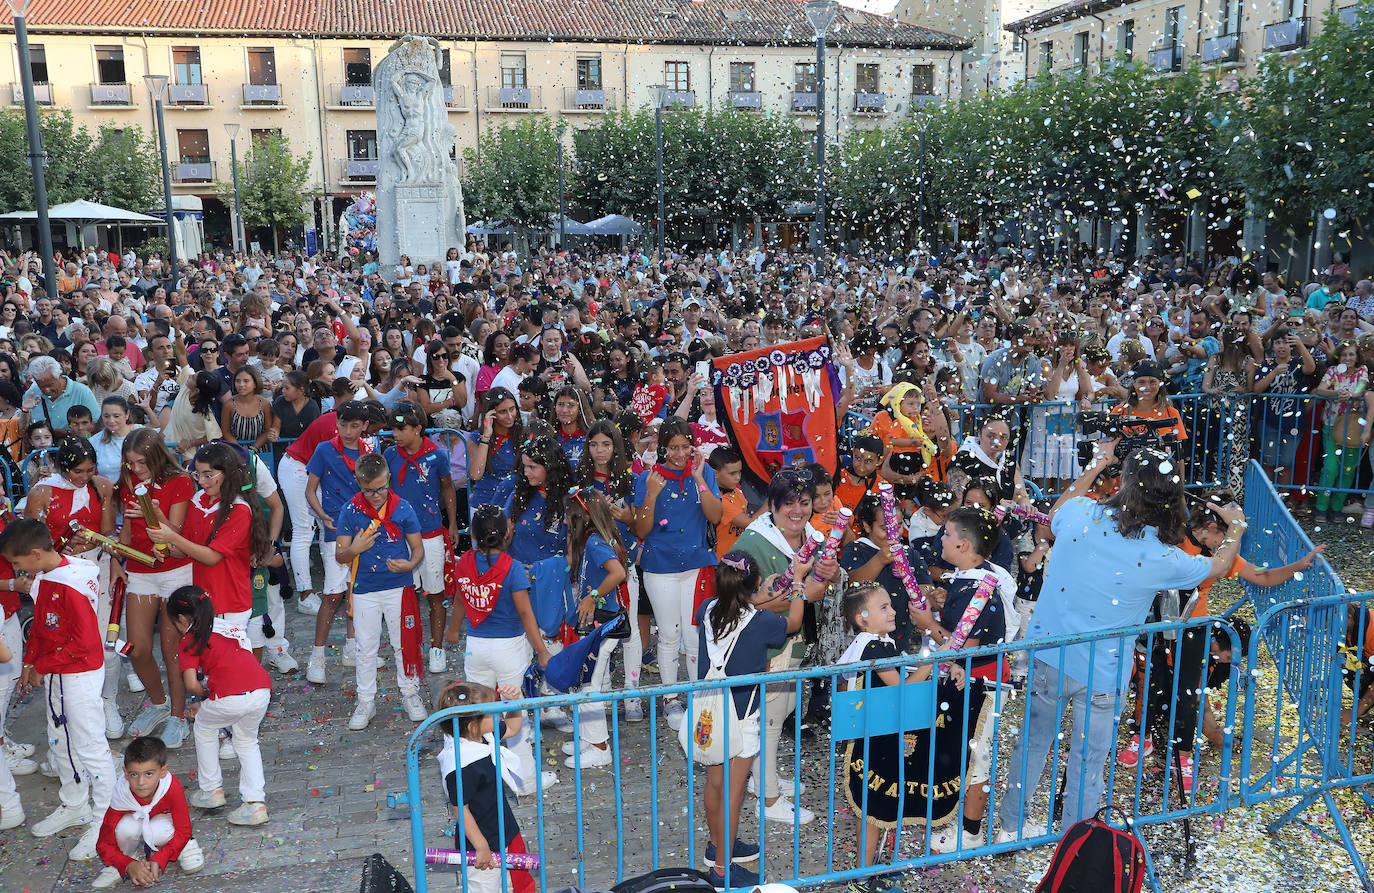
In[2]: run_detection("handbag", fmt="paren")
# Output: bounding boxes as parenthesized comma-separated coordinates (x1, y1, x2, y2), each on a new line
(677, 606, 750, 765)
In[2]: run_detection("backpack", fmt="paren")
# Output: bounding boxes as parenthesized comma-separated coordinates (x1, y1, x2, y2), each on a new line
(610, 867, 717, 893)
(677, 603, 750, 766)
(358, 853, 414, 893)
(1034, 806, 1148, 893)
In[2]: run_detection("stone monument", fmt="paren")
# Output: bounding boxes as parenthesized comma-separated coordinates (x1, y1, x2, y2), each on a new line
(373, 36, 465, 281)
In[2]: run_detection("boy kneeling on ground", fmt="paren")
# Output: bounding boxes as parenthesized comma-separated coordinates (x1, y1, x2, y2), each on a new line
(93, 735, 204, 889)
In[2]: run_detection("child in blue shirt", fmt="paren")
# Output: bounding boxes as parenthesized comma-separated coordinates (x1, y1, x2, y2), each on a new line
(334, 453, 426, 731)
(468, 388, 522, 516)
(504, 434, 571, 568)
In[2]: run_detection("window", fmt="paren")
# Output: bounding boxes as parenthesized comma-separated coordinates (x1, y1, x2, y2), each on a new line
(855, 63, 880, 93)
(1038, 40, 1053, 74)
(347, 130, 378, 160)
(576, 56, 602, 90)
(664, 61, 690, 92)
(343, 48, 371, 86)
(176, 129, 209, 164)
(28, 45, 48, 83)
(95, 46, 126, 84)
(1073, 32, 1089, 67)
(1220, 0, 1241, 34)
(500, 54, 527, 89)
(911, 63, 935, 95)
(794, 62, 817, 92)
(1286, 0, 1305, 19)
(173, 47, 202, 85)
(250, 128, 279, 145)
(1165, 6, 1183, 47)
(246, 48, 277, 85)
(439, 50, 451, 87)
(729, 62, 755, 93)
(1117, 20, 1135, 57)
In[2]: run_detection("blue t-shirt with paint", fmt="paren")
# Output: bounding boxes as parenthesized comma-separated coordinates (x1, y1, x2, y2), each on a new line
(634, 464, 720, 574)
(558, 431, 586, 466)
(468, 432, 518, 511)
(466, 552, 532, 640)
(384, 443, 451, 534)
(335, 497, 421, 594)
(503, 491, 568, 566)
(576, 533, 619, 604)
(305, 440, 363, 542)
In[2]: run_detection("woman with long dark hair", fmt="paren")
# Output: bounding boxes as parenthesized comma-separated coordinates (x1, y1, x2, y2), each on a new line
(506, 434, 573, 567)
(468, 387, 522, 513)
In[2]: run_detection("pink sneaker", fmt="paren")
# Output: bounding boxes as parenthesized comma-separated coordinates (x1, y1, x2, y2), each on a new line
(1177, 753, 1196, 794)
(1117, 733, 1154, 768)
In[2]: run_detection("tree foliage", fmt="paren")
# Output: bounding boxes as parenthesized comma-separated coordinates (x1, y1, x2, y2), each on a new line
(219, 133, 312, 248)
(0, 110, 161, 213)
(461, 116, 561, 232)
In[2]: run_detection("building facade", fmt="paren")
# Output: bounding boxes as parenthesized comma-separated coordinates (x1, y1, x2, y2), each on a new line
(1005, 0, 1361, 81)
(894, 0, 1063, 91)
(1, 0, 967, 248)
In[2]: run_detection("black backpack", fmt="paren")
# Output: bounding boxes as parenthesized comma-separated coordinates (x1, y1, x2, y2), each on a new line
(359, 853, 414, 893)
(1034, 807, 1148, 893)
(610, 867, 718, 893)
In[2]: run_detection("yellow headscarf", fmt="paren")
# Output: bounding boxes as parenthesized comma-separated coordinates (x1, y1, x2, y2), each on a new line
(877, 382, 936, 462)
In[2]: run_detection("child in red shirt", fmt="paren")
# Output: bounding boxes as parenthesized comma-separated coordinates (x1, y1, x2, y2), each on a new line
(92, 736, 203, 889)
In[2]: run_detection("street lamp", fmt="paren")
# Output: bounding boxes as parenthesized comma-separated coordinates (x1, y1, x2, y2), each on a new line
(143, 74, 178, 284)
(805, 0, 838, 275)
(6, 0, 56, 298)
(223, 122, 245, 253)
(557, 132, 566, 251)
(652, 84, 666, 260)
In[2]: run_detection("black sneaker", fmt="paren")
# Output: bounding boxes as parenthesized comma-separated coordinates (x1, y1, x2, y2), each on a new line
(708, 863, 759, 889)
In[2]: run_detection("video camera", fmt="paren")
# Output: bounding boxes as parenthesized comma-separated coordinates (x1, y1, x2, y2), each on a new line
(1076, 411, 1180, 476)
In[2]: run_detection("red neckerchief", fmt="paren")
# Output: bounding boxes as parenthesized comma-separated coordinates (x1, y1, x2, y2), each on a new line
(395, 437, 438, 485)
(348, 490, 401, 540)
(558, 427, 585, 445)
(653, 460, 693, 494)
(489, 432, 510, 455)
(455, 550, 514, 627)
(329, 435, 373, 473)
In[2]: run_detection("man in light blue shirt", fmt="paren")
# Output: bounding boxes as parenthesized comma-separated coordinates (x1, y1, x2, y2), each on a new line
(997, 442, 1245, 839)
(21, 355, 100, 436)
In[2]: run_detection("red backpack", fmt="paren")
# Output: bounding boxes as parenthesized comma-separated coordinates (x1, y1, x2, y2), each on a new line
(1035, 806, 1148, 893)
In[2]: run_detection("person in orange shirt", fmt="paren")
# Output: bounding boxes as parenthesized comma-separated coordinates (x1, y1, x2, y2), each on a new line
(867, 384, 936, 500)
(1111, 361, 1188, 449)
(832, 434, 884, 513)
(708, 448, 757, 556)
(1123, 491, 1321, 792)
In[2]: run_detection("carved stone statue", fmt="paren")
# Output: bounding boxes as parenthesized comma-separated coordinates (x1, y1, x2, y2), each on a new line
(373, 36, 465, 280)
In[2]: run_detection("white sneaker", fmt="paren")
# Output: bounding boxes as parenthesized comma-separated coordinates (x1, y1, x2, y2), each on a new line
(760, 796, 814, 825)
(38, 755, 58, 778)
(664, 699, 686, 732)
(189, 788, 226, 809)
(563, 745, 613, 769)
(516, 770, 559, 796)
(160, 716, 189, 750)
(341, 639, 357, 668)
(6, 751, 36, 776)
(747, 775, 807, 796)
(541, 706, 575, 733)
(306, 654, 326, 684)
(92, 865, 123, 889)
(931, 822, 987, 854)
(993, 820, 1047, 845)
(128, 701, 172, 738)
(219, 733, 237, 760)
(31, 803, 91, 837)
(69, 825, 99, 861)
(297, 593, 322, 615)
(3, 738, 35, 760)
(178, 838, 205, 873)
(402, 694, 428, 722)
(104, 700, 125, 739)
(0, 802, 24, 831)
(126, 672, 146, 694)
(348, 699, 376, 730)
(428, 647, 446, 674)
(624, 699, 644, 722)
(226, 801, 269, 826)
(268, 645, 299, 674)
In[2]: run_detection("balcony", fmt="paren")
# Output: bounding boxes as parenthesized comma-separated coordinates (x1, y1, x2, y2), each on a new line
(242, 83, 282, 106)
(341, 158, 379, 182)
(168, 83, 208, 106)
(1201, 33, 1241, 64)
(1149, 45, 1182, 72)
(89, 82, 133, 106)
(442, 85, 469, 110)
(791, 90, 819, 113)
(10, 82, 53, 105)
(563, 87, 616, 111)
(173, 161, 215, 184)
(486, 85, 542, 111)
(1263, 18, 1308, 51)
(854, 92, 885, 113)
(331, 83, 375, 108)
(663, 89, 695, 108)
(1339, 5, 1360, 25)
(729, 90, 762, 109)
(910, 94, 941, 109)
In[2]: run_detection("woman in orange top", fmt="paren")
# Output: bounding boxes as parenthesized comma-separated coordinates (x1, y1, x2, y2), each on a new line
(1111, 360, 1188, 453)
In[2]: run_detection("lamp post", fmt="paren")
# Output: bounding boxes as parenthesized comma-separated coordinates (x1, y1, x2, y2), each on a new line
(143, 74, 178, 283)
(918, 123, 927, 244)
(8, 0, 56, 298)
(652, 84, 666, 260)
(557, 138, 566, 251)
(805, 0, 838, 276)
(223, 122, 244, 253)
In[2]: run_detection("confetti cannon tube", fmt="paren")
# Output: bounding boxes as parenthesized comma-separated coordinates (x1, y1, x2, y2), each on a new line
(877, 483, 926, 611)
(135, 484, 170, 559)
(107, 574, 127, 645)
(814, 507, 853, 565)
(771, 531, 824, 596)
(939, 572, 1000, 676)
(993, 503, 1052, 526)
(67, 521, 159, 569)
(424, 848, 541, 871)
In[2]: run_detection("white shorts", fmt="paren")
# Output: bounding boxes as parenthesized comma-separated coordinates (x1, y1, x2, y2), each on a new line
(966, 681, 995, 786)
(125, 564, 195, 599)
(320, 540, 351, 594)
(412, 534, 445, 594)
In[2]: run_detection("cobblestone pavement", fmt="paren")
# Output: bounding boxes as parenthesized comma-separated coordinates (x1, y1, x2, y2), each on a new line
(2, 516, 1371, 893)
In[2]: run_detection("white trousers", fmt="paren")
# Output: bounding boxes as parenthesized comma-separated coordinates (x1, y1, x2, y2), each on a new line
(248, 584, 288, 651)
(641, 567, 701, 687)
(193, 688, 270, 802)
(279, 455, 318, 592)
(114, 812, 174, 856)
(353, 588, 421, 702)
(464, 635, 534, 785)
(0, 612, 22, 813)
(319, 540, 350, 594)
(46, 667, 117, 815)
(575, 638, 620, 747)
(755, 641, 803, 800)
(620, 566, 644, 691)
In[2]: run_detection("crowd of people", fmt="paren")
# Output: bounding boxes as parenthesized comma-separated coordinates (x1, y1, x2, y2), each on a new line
(0, 239, 1366, 891)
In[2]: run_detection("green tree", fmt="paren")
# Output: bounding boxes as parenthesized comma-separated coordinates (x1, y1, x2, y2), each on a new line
(461, 117, 560, 234)
(81, 124, 162, 210)
(0, 109, 112, 211)
(219, 133, 312, 252)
